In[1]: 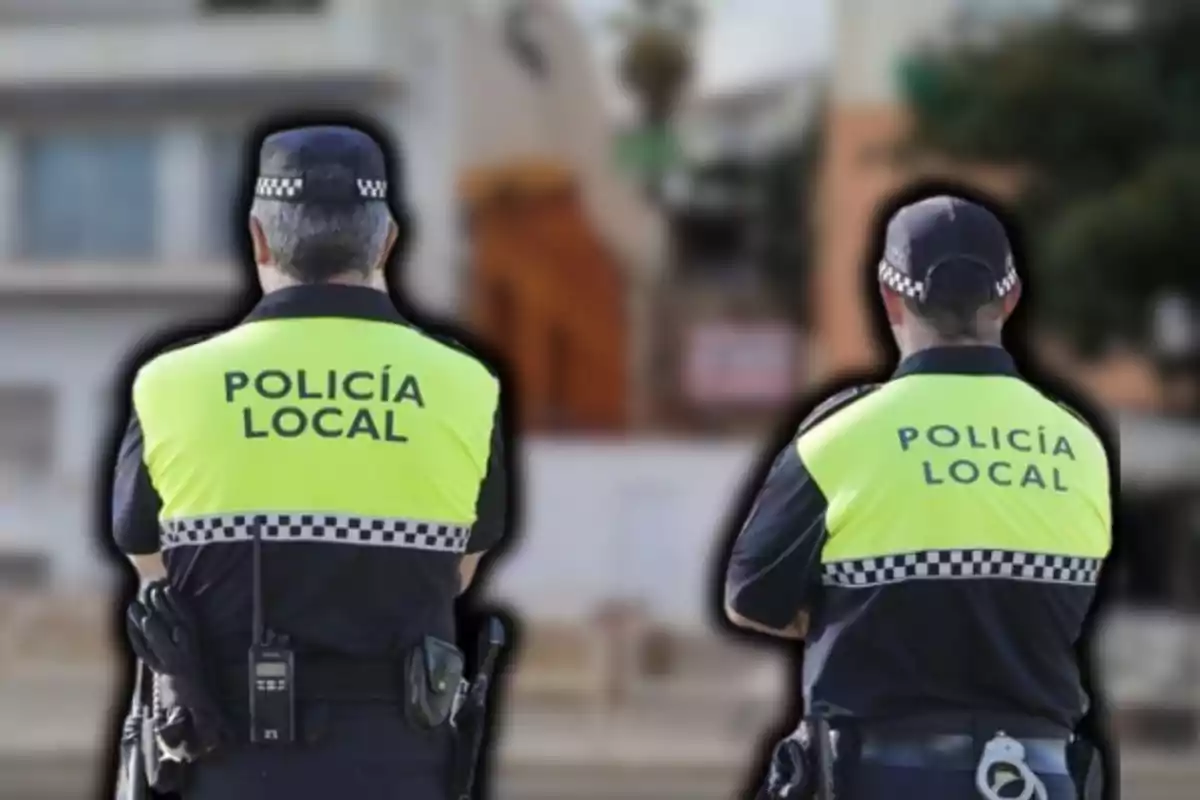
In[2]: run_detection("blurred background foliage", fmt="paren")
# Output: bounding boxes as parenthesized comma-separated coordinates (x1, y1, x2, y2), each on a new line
(610, 0, 702, 126)
(900, 1, 1200, 356)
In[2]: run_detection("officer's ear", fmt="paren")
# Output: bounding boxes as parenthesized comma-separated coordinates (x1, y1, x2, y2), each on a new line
(880, 286, 906, 325)
(379, 208, 412, 271)
(377, 217, 400, 273)
(1001, 280, 1022, 319)
(249, 215, 271, 267)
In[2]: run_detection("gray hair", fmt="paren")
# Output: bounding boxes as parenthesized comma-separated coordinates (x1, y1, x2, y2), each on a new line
(250, 199, 392, 282)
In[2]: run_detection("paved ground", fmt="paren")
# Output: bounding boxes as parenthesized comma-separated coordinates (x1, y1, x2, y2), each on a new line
(5, 754, 1200, 800)
(1, 761, 740, 800)
(2, 674, 1199, 800)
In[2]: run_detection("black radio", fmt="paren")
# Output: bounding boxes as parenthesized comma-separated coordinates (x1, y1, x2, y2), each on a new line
(247, 521, 296, 745)
(248, 644, 295, 745)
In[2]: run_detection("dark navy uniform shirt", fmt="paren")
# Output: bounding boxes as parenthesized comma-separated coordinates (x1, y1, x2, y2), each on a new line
(725, 347, 1112, 731)
(111, 286, 509, 662)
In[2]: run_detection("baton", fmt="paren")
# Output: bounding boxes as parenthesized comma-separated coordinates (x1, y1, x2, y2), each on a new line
(813, 716, 836, 800)
(453, 616, 507, 800)
(114, 661, 150, 800)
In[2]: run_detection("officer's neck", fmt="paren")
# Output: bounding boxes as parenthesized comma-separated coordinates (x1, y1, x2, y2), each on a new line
(259, 267, 386, 295)
(897, 331, 1003, 360)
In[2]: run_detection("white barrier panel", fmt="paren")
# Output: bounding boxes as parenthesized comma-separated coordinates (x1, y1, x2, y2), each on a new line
(486, 438, 761, 630)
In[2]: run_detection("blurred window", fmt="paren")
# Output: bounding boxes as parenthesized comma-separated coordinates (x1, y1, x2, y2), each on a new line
(0, 386, 54, 479)
(201, 0, 325, 13)
(672, 209, 749, 275)
(19, 133, 158, 261)
(206, 131, 248, 259)
(1113, 494, 1183, 608)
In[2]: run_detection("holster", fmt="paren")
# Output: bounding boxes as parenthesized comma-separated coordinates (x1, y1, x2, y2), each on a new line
(759, 717, 841, 800)
(404, 635, 466, 730)
(142, 676, 193, 794)
(1066, 737, 1106, 800)
(759, 729, 816, 799)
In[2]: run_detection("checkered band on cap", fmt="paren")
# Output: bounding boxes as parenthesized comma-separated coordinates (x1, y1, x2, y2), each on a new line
(822, 549, 1102, 588)
(254, 176, 389, 200)
(880, 259, 1020, 301)
(995, 259, 1019, 298)
(160, 513, 471, 553)
(878, 260, 924, 299)
(255, 176, 304, 199)
(356, 178, 388, 198)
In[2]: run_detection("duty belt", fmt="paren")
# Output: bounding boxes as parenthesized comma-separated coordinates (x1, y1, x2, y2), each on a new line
(217, 656, 408, 703)
(844, 713, 1072, 800)
(856, 733, 1070, 775)
(846, 712, 1072, 740)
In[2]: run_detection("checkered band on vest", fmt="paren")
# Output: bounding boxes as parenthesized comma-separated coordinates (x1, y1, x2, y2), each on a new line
(823, 549, 1102, 588)
(160, 513, 471, 553)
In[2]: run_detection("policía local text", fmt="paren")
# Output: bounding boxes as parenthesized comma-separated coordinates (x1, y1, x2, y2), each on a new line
(898, 424, 1075, 492)
(225, 368, 424, 443)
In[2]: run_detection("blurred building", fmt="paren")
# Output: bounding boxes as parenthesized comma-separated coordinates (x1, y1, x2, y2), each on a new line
(0, 0, 662, 588)
(643, 72, 822, 432)
(458, 0, 665, 433)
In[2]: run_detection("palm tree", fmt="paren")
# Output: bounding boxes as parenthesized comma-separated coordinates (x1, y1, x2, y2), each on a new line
(609, 0, 703, 127)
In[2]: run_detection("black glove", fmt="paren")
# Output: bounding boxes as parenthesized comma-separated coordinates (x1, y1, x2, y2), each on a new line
(126, 582, 199, 674)
(763, 731, 811, 799)
(125, 581, 232, 756)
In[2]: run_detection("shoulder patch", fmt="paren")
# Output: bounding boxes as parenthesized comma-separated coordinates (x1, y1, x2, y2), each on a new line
(797, 384, 879, 436)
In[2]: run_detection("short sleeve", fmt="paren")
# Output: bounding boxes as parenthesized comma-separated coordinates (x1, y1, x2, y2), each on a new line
(111, 411, 164, 556)
(724, 443, 830, 630)
(466, 408, 508, 554)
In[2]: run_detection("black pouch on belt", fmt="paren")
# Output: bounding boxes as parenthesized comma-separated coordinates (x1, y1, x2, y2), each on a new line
(404, 636, 466, 729)
(758, 725, 822, 800)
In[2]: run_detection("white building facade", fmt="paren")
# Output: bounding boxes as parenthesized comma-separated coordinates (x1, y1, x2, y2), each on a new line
(0, 0, 471, 588)
(0, 0, 665, 590)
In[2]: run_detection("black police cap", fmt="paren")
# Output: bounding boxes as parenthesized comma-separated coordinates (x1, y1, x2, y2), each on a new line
(254, 126, 390, 205)
(878, 195, 1019, 311)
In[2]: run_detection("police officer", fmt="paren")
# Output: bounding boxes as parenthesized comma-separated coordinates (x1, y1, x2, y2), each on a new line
(723, 196, 1113, 800)
(111, 126, 510, 800)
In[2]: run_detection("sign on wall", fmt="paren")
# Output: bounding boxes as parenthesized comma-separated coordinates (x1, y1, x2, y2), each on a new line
(681, 321, 799, 407)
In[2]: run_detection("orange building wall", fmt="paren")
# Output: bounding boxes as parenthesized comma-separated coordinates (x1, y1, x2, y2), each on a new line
(813, 105, 1021, 380)
(461, 161, 629, 432)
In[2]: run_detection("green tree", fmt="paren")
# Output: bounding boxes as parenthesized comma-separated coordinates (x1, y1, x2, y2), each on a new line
(899, 9, 1200, 355)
